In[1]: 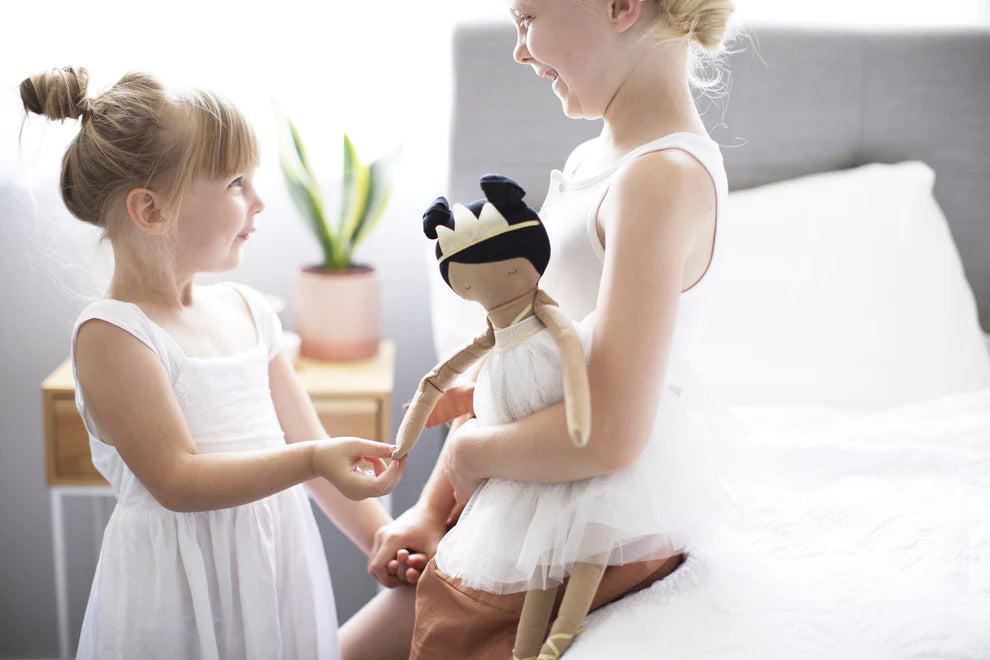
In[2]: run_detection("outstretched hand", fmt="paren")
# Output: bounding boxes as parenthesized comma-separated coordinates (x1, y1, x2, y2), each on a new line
(312, 437, 407, 501)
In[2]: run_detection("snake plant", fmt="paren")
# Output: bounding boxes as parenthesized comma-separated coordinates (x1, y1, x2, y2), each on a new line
(275, 107, 395, 271)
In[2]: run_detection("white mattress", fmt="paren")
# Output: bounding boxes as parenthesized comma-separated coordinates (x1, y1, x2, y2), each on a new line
(565, 388, 990, 659)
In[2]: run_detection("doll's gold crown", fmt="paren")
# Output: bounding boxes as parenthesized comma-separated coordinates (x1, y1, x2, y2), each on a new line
(436, 202, 540, 262)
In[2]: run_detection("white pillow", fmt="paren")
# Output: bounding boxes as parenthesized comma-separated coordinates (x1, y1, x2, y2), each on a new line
(691, 161, 990, 410)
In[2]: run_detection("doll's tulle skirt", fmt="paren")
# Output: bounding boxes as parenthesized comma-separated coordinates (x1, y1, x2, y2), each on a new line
(435, 351, 741, 595)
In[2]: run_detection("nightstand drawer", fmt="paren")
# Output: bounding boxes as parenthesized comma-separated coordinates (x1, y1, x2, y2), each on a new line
(312, 398, 381, 441)
(47, 397, 106, 485)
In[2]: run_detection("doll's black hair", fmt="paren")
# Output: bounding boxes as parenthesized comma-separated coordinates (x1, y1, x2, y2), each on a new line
(423, 175, 551, 288)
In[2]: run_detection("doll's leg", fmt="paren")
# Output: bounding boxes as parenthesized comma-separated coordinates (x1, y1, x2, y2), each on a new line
(538, 561, 607, 659)
(513, 586, 559, 660)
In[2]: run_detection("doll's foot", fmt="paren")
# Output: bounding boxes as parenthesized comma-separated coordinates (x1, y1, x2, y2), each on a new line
(536, 626, 583, 659)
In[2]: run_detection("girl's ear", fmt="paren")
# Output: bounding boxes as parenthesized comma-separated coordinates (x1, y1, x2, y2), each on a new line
(125, 188, 169, 236)
(608, 0, 643, 33)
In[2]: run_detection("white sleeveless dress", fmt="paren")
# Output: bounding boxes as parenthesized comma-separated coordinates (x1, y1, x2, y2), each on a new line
(72, 283, 339, 660)
(435, 133, 735, 594)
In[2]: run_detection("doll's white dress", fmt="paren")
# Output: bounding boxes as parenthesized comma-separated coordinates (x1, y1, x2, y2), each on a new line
(71, 283, 339, 660)
(435, 132, 734, 594)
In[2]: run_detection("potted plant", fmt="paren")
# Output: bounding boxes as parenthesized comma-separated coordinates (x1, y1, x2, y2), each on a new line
(275, 108, 395, 361)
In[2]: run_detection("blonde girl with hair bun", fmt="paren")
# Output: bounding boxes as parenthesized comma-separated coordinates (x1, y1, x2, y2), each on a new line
(20, 67, 408, 660)
(356, 1, 739, 658)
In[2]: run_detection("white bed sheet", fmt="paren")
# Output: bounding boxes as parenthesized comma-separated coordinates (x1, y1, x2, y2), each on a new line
(566, 388, 990, 659)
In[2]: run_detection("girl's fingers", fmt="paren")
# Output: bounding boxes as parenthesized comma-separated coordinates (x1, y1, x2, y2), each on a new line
(360, 457, 388, 476)
(344, 437, 399, 458)
(406, 553, 428, 568)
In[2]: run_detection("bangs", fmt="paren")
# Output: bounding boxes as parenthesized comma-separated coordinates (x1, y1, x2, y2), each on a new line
(182, 90, 260, 179)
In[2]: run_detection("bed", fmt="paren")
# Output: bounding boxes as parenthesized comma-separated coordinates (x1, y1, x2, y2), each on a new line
(428, 22, 990, 658)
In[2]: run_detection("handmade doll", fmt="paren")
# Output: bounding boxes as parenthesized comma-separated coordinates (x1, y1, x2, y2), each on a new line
(393, 174, 604, 658)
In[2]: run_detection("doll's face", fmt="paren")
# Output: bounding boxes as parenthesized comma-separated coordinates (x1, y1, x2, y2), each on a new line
(448, 257, 541, 310)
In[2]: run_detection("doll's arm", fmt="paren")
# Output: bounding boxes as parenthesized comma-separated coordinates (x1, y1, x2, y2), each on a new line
(392, 324, 495, 459)
(533, 289, 591, 448)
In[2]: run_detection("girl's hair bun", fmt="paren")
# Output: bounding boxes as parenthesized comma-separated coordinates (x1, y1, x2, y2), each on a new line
(20, 67, 92, 121)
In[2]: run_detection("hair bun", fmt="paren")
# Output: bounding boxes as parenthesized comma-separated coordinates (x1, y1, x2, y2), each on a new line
(423, 197, 453, 239)
(20, 67, 91, 121)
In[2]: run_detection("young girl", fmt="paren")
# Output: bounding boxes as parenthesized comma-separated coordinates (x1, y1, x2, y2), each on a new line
(355, 0, 736, 658)
(20, 67, 407, 659)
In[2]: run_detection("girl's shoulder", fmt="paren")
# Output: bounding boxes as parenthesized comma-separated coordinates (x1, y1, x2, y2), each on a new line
(73, 298, 165, 358)
(599, 146, 718, 251)
(72, 298, 181, 383)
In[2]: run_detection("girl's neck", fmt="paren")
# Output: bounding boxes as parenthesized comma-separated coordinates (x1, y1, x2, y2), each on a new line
(599, 42, 707, 156)
(108, 246, 196, 309)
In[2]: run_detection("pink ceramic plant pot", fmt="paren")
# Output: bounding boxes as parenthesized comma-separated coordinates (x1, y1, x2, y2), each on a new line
(293, 264, 381, 361)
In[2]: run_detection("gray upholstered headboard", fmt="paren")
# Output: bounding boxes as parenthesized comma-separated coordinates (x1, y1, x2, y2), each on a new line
(448, 23, 990, 331)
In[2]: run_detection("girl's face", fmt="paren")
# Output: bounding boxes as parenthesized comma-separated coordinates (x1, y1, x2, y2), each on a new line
(509, 0, 617, 119)
(448, 257, 541, 310)
(174, 169, 265, 273)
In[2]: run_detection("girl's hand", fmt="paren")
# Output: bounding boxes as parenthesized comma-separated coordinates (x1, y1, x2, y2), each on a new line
(444, 418, 485, 504)
(369, 504, 447, 587)
(386, 548, 430, 586)
(402, 383, 476, 429)
(312, 437, 407, 501)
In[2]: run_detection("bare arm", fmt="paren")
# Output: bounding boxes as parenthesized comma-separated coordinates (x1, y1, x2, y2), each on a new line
(75, 321, 402, 517)
(447, 150, 714, 487)
(269, 350, 404, 555)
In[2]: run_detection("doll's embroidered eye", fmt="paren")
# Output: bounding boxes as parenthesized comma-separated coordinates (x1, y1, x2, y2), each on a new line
(509, 269, 519, 276)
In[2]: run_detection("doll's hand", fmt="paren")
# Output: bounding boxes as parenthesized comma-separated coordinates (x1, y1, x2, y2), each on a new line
(369, 504, 447, 587)
(312, 437, 407, 501)
(402, 383, 475, 429)
(444, 417, 485, 505)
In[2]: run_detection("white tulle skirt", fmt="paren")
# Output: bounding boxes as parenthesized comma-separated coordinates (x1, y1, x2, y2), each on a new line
(435, 315, 736, 594)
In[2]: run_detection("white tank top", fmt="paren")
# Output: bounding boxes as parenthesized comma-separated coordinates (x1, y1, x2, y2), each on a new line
(538, 131, 729, 362)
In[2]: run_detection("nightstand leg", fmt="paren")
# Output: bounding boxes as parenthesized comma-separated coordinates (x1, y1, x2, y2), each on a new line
(51, 490, 70, 660)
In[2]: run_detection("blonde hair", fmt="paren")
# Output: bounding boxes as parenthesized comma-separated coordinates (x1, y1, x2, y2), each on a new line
(645, 0, 737, 95)
(648, 0, 735, 52)
(19, 67, 259, 240)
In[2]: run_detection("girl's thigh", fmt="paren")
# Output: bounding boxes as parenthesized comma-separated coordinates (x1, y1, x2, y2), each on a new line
(339, 585, 417, 660)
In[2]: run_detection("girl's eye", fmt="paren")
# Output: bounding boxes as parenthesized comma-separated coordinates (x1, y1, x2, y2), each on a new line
(229, 176, 245, 189)
(512, 10, 533, 29)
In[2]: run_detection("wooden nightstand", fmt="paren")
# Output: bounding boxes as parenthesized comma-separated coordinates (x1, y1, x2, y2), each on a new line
(41, 341, 395, 485)
(40, 341, 395, 659)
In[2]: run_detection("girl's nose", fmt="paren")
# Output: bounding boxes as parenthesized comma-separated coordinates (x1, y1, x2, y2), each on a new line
(513, 31, 531, 65)
(253, 194, 265, 215)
